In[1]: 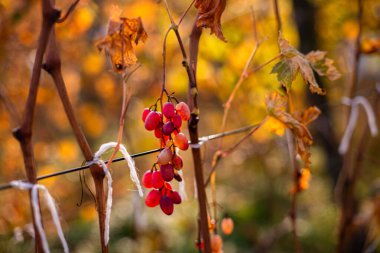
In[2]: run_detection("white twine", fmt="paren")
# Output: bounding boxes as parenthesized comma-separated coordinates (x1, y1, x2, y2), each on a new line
(88, 159, 113, 246)
(91, 141, 143, 245)
(339, 96, 378, 154)
(10, 180, 69, 253)
(178, 170, 187, 201)
(94, 142, 143, 197)
(175, 148, 187, 201)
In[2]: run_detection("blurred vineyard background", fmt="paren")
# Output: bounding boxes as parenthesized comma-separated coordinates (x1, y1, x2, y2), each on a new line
(0, 0, 379, 252)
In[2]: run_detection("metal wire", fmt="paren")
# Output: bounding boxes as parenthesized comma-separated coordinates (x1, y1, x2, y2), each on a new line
(0, 123, 258, 192)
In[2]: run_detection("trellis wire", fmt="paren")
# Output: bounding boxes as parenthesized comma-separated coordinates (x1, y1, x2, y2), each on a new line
(0, 123, 258, 192)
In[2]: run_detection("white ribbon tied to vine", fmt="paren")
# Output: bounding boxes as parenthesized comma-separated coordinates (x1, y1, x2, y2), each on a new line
(339, 96, 378, 154)
(10, 180, 69, 253)
(92, 141, 143, 245)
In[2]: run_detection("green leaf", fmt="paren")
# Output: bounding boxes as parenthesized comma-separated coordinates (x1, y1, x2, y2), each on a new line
(271, 59, 297, 90)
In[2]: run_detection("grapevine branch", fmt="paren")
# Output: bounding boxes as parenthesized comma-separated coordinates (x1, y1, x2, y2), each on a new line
(43, 26, 109, 252)
(11, 0, 60, 251)
(204, 118, 268, 186)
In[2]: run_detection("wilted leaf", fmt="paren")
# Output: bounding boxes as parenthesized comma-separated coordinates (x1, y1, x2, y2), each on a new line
(266, 92, 320, 169)
(305, 51, 341, 81)
(195, 0, 227, 42)
(272, 37, 340, 95)
(96, 6, 147, 73)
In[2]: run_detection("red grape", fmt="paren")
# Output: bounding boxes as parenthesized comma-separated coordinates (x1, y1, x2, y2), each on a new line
(157, 148, 173, 165)
(142, 108, 150, 122)
(142, 170, 153, 188)
(173, 133, 189, 150)
(172, 114, 182, 128)
(160, 164, 174, 182)
(172, 154, 183, 170)
(145, 111, 161, 131)
(169, 191, 182, 204)
(152, 171, 164, 189)
(175, 102, 190, 121)
(163, 102, 175, 119)
(145, 189, 161, 207)
(154, 123, 163, 138)
(164, 182, 172, 190)
(162, 121, 174, 135)
(160, 196, 174, 215)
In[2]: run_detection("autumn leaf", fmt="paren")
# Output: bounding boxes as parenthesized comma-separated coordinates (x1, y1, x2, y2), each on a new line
(305, 51, 341, 81)
(265, 92, 321, 169)
(96, 6, 147, 73)
(195, 0, 227, 42)
(271, 37, 340, 95)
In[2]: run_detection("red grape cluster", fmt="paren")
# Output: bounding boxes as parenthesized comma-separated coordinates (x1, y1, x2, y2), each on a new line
(142, 99, 191, 215)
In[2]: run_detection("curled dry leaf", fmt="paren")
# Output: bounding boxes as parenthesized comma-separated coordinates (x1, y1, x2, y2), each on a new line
(266, 92, 321, 169)
(305, 51, 341, 81)
(195, 0, 227, 42)
(271, 37, 340, 95)
(96, 6, 148, 73)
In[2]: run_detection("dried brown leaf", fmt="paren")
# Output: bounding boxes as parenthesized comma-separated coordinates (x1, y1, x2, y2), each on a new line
(195, 0, 227, 42)
(96, 8, 147, 73)
(305, 50, 341, 81)
(266, 92, 320, 169)
(273, 38, 340, 95)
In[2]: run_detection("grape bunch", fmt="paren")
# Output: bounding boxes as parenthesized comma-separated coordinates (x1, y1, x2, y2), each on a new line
(142, 99, 191, 215)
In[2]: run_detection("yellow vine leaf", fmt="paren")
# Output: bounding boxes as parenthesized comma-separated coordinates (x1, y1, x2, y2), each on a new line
(195, 0, 227, 42)
(266, 92, 321, 169)
(271, 37, 340, 95)
(96, 6, 148, 73)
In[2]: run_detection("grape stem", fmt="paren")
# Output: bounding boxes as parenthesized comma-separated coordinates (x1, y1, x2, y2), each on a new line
(161, 0, 212, 251)
(204, 117, 268, 187)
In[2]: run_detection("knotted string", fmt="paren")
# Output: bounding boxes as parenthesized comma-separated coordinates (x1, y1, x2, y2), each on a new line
(339, 96, 378, 154)
(90, 141, 143, 245)
(10, 181, 69, 253)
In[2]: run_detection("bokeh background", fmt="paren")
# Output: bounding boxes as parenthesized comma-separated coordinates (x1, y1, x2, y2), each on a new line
(0, 0, 379, 252)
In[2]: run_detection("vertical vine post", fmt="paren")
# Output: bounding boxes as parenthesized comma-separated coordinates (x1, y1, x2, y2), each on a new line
(11, 0, 60, 251)
(187, 21, 212, 252)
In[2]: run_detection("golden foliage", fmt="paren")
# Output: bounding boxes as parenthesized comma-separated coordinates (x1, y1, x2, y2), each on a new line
(195, 0, 227, 42)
